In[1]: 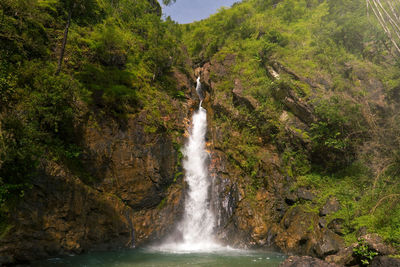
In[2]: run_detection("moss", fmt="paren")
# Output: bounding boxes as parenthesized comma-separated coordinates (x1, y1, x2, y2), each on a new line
(157, 197, 167, 210)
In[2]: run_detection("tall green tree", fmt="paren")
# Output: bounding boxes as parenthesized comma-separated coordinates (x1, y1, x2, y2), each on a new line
(56, 0, 100, 75)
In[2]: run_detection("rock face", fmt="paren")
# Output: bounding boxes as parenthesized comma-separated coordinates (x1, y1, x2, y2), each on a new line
(274, 206, 344, 258)
(197, 57, 346, 259)
(0, 161, 134, 263)
(0, 70, 192, 265)
(1, 54, 392, 265)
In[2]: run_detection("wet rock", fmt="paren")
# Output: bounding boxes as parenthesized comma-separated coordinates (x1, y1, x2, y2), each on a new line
(320, 198, 341, 216)
(325, 245, 357, 266)
(279, 256, 342, 267)
(314, 230, 345, 257)
(359, 234, 396, 255)
(327, 219, 345, 236)
(370, 256, 400, 267)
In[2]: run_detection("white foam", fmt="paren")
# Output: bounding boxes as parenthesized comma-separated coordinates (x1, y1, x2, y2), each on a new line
(154, 79, 220, 253)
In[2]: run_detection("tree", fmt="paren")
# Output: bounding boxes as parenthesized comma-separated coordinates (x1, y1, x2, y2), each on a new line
(55, 0, 100, 75)
(367, 0, 400, 55)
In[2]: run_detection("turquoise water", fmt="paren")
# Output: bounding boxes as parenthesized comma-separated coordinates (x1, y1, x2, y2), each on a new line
(33, 248, 286, 267)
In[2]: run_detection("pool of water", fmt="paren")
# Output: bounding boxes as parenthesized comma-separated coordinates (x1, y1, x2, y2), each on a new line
(33, 248, 286, 267)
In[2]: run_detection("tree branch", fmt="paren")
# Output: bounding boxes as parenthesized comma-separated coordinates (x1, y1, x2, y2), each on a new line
(370, 194, 400, 214)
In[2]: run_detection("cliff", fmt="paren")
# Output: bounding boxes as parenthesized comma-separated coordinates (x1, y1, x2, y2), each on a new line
(1, 0, 400, 265)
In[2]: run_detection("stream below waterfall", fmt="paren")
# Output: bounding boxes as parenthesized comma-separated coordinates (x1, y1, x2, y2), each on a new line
(33, 248, 286, 266)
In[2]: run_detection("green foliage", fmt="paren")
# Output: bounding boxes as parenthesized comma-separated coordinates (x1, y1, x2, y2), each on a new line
(0, 0, 185, 220)
(0, 115, 40, 205)
(0, 65, 17, 111)
(276, 0, 307, 23)
(353, 239, 379, 265)
(282, 148, 311, 177)
(179, 0, 400, 250)
(59, 0, 102, 24)
(309, 96, 367, 171)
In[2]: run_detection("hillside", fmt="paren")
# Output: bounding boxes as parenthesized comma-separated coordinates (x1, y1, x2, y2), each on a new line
(1, 0, 400, 265)
(0, 0, 193, 263)
(183, 0, 400, 249)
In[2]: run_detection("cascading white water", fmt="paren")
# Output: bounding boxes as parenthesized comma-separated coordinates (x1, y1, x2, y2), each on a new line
(155, 77, 220, 252)
(196, 76, 204, 107)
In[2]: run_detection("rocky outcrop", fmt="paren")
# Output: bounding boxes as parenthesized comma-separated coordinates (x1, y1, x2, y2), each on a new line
(196, 58, 349, 261)
(324, 234, 398, 266)
(232, 79, 259, 111)
(280, 256, 342, 267)
(325, 245, 358, 266)
(275, 206, 344, 258)
(272, 82, 316, 125)
(0, 70, 192, 264)
(320, 198, 341, 217)
(370, 256, 400, 267)
(0, 161, 134, 264)
(82, 111, 183, 210)
(360, 234, 397, 256)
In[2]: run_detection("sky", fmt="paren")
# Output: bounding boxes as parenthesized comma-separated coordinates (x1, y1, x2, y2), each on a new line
(162, 0, 240, 24)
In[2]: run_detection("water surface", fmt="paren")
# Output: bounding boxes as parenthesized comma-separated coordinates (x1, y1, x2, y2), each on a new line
(33, 248, 286, 267)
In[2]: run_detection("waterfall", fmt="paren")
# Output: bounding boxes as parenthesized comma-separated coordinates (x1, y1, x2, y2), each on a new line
(155, 77, 219, 252)
(196, 76, 204, 108)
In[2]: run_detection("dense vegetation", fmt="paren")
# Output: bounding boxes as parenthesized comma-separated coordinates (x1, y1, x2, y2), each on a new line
(182, 0, 400, 248)
(0, 0, 186, 229)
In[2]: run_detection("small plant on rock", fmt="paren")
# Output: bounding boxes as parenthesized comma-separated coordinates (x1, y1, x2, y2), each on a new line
(353, 239, 378, 266)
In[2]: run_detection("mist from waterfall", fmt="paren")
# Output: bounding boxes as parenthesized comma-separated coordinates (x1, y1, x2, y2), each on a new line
(155, 77, 220, 252)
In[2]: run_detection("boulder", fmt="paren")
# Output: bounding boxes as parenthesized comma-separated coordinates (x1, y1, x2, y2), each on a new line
(276, 206, 345, 257)
(279, 256, 342, 267)
(284, 187, 315, 205)
(314, 230, 345, 257)
(360, 234, 396, 255)
(327, 219, 345, 236)
(370, 256, 400, 267)
(325, 245, 357, 266)
(297, 188, 315, 201)
(320, 198, 341, 216)
(285, 192, 298, 205)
